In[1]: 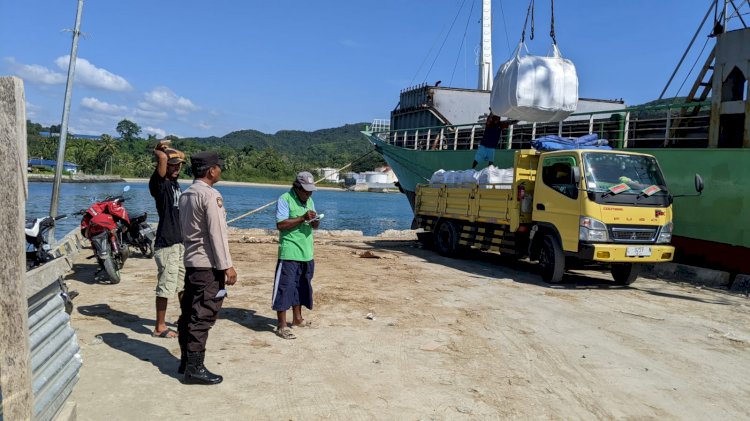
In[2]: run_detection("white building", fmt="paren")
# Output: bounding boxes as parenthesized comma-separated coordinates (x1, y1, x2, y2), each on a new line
(374, 166, 398, 183)
(316, 167, 340, 183)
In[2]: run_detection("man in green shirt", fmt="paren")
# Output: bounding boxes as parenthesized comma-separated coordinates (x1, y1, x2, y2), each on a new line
(273, 171, 320, 340)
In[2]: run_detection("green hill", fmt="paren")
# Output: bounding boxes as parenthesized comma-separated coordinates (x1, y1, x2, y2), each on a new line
(27, 121, 385, 183)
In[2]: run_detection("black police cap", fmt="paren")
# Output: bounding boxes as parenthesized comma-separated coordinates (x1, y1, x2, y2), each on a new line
(190, 151, 224, 170)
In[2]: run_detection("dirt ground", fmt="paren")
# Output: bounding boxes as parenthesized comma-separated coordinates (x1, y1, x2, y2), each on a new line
(66, 229, 750, 420)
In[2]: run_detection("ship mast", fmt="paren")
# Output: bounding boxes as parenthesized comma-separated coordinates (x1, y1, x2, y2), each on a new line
(478, 0, 493, 91)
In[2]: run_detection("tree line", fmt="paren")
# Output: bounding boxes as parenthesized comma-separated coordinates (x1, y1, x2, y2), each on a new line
(27, 119, 385, 182)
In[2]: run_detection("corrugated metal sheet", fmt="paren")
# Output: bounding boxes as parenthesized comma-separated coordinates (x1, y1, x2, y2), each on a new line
(28, 281, 81, 421)
(1, 229, 84, 421)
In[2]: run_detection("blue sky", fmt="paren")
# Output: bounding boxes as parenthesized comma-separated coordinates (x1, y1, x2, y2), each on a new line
(0, 0, 728, 138)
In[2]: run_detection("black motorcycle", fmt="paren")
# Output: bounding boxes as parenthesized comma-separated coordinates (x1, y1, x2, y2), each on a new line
(25, 213, 68, 270)
(124, 213, 156, 258)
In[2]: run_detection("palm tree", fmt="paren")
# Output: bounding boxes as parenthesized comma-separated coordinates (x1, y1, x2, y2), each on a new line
(131, 155, 153, 178)
(98, 134, 117, 174)
(66, 140, 93, 173)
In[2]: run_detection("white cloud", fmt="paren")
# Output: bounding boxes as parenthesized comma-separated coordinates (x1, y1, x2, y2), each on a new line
(54, 56, 132, 91)
(81, 97, 128, 115)
(3, 57, 65, 84)
(134, 108, 168, 120)
(25, 101, 40, 118)
(136, 101, 157, 111)
(143, 126, 167, 138)
(143, 86, 199, 114)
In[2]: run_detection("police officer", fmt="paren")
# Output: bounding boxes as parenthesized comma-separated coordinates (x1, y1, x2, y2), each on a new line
(177, 151, 238, 385)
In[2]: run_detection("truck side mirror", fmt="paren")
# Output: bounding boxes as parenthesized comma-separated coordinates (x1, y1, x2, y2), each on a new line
(694, 174, 704, 194)
(572, 167, 581, 184)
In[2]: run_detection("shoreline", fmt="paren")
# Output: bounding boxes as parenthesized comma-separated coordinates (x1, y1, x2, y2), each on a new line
(122, 178, 344, 191)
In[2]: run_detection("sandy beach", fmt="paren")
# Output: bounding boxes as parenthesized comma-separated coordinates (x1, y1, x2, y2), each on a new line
(65, 229, 750, 420)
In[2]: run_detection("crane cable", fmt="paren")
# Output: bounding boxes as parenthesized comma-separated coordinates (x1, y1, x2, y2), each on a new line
(226, 149, 377, 225)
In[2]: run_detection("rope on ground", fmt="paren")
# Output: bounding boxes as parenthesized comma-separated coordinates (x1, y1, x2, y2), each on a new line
(226, 149, 378, 225)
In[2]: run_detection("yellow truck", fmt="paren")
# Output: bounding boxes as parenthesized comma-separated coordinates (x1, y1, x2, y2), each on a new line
(416, 149, 703, 285)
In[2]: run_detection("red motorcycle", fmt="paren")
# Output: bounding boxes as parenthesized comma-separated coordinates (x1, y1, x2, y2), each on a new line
(80, 193, 130, 284)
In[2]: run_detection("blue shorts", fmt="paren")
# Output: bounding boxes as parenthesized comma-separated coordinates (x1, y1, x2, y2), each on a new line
(474, 145, 495, 163)
(272, 260, 314, 311)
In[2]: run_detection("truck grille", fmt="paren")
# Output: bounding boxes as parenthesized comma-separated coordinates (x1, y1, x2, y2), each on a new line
(609, 225, 658, 243)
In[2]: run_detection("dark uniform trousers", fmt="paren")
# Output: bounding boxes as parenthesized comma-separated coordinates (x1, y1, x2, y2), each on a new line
(178, 267, 226, 353)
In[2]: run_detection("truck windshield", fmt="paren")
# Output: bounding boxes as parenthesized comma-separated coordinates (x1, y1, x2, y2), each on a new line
(583, 153, 667, 196)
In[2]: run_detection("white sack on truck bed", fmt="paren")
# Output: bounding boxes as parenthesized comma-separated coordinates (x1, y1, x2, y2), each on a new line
(477, 166, 514, 188)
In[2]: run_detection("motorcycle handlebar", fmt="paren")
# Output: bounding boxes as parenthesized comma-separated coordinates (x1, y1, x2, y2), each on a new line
(103, 195, 126, 203)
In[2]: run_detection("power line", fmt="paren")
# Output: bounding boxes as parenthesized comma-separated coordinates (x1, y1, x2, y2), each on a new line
(450, 0, 476, 86)
(423, 0, 469, 85)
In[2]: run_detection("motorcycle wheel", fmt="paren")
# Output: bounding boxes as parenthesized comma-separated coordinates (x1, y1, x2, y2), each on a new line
(103, 258, 121, 284)
(140, 241, 154, 259)
(120, 244, 130, 264)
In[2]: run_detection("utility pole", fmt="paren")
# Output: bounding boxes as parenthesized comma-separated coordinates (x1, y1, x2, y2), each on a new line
(478, 0, 493, 91)
(49, 0, 84, 240)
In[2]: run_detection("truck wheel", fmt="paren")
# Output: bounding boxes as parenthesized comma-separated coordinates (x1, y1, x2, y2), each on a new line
(539, 234, 565, 283)
(434, 220, 460, 257)
(611, 263, 641, 286)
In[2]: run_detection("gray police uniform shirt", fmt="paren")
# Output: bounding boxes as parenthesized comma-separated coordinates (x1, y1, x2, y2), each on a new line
(179, 180, 233, 270)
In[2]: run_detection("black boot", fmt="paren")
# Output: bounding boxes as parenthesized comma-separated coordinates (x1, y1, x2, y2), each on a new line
(178, 351, 187, 374)
(183, 351, 223, 385)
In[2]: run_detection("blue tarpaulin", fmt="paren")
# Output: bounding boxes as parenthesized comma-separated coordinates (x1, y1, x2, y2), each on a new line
(531, 134, 612, 151)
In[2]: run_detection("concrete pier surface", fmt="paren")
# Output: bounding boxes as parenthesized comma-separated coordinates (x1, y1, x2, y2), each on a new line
(66, 229, 750, 420)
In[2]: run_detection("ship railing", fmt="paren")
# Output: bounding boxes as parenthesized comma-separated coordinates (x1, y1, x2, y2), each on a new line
(373, 101, 712, 150)
(368, 119, 391, 133)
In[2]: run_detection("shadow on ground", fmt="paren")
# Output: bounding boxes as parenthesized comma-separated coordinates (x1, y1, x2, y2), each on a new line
(357, 239, 628, 290)
(98, 332, 181, 379)
(65, 259, 124, 286)
(221, 307, 278, 333)
(78, 303, 154, 335)
(634, 287, 732, 305)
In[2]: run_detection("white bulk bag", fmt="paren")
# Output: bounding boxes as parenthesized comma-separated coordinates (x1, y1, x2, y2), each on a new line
(477, 166, 514, 188)
(460, 169, 478, 184)
(430, 169, 446, 184)
(444, 171, 457, 185)
(490, 42, 578, 123)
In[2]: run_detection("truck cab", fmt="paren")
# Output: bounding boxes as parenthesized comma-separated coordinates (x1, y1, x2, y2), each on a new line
(527, 149, 676, 284)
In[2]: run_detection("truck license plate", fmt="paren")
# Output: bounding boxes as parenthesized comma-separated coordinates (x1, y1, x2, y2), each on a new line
(626, 246, 651, 257)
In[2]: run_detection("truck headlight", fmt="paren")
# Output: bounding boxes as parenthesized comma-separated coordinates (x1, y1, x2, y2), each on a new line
(656, 222, 673, 244)
(579, 217, 608, 242)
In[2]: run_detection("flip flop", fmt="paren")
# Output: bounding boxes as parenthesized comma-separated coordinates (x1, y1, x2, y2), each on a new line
(152, 328, 177, 338)
(291, 320, 312, 328)
(276, 328, 296, 340)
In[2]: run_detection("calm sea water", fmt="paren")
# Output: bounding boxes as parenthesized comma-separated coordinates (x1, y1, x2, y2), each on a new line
(26, 181, 414, 241)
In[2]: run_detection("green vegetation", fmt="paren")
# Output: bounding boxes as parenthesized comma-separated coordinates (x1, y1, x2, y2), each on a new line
(26, 119, 385, 183)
